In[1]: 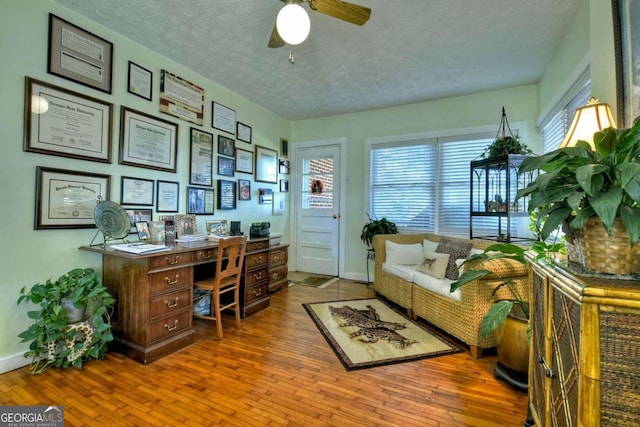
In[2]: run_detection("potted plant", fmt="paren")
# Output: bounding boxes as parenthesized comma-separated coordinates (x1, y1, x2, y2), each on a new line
(17, 268, 115, 374)
(360, 213, 398, 248)
(482, 134, 533, 159)
(516, 119, 640, 275)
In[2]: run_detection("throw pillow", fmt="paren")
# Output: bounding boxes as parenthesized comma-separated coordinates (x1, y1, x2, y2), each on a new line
(423, 239, 439, 253)
(436, 237, 473, 280)
(385, 241, 424, 265)
(417, 251, 450, 279)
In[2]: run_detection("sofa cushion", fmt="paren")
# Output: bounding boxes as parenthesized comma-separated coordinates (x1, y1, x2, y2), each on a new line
(417, 250, 450, 279)
(423, 239, 438, 253)
(385, 241, 424, 265)
(413, 272, 461, 302)
(436, 237, 473, 280)
(382, 263, 417, 282)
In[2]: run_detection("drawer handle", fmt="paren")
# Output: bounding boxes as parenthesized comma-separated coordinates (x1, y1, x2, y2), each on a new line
(164, 320, 178, 331)
(198, 250, 211, 260)
(253, 271, 264, 280)
(539, 356, 555, 378)
(166, 255, 180, 265)
(271, 272, 278, 280)
(253, 288, 262, 297)
(272, 255, 280, 262)
(165, 274, 180, 285)
(164, 297, 179, 308)
(254, 255, 264, 265)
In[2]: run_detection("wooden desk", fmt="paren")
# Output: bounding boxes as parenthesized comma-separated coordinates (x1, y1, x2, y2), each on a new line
(80, 237, 270, 364)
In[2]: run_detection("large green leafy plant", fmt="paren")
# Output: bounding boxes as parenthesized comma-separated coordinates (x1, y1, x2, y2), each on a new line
(360, 213, 398, 247)
(516, 119, 640, 244)
(17, 268, 115, 374)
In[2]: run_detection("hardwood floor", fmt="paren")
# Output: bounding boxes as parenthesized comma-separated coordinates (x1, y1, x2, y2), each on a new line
(0, 279, 528, 426)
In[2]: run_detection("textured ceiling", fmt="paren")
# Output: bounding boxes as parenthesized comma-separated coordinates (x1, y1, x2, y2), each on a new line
(53, 0, 583, 121)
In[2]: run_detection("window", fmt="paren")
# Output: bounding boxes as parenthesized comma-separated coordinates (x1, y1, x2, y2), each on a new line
(540, 72, 591, 153)
(367, 130, 504, 237)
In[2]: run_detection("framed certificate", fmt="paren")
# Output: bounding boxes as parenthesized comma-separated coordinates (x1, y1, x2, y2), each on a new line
(236, 121, 252, 143)
(255, 145, 278, 183)
(35, 166, 110, 229)
(235, 148, 254, 174)
(189, 128, 213, 186)
(128, 61, 152, 101)
(24, 77, 113, 163)
(48, 14, 113, 93)
(159, 70, 204, 125)
(121, 176, 154, 206)
(156, 180, 179, 212)
(212, 101, 236, 134)
(119, 106, 178, 172)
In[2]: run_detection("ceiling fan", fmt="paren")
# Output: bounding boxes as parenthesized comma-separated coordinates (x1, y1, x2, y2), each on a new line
(268, 0, 371, 48)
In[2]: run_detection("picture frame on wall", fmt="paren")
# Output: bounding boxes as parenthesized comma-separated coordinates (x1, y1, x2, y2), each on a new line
(235, 148, 254, 174)
(121, 176, 154, 206)
(212, 101, 236, 134)
(236, 122, 252, 143)
(186, 186, 215, 215)
(126, 209, 152, 234)
(280, 138, 289, 158)
(48, 14, 113, 94)
(159, 70, 204, 126)
(156, 180, 179, 212)
(238, 179, 251, 201)
(24, 77, 113, 163)
(35, 166, 110, 229)
(218, 179, 237, 210)
(119, 106, 178, 172)
(218, 156, 235, 177)
(127, 61, 153, 101)
(255, 145, 278, 183)
(273, 192, 285, 216)
(189, 128, 213, 186)
(279, 158, 290, 175)
(218, 135, 235, 157)
(280, 179, 289, 193)
(613, 0, 640, 127)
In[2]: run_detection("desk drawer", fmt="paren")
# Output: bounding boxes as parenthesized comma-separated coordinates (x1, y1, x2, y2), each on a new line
(247, 240, 269, 252)
(270, 265, 288, 284)
(270, 248, 288, 267)
(150, 267, 192, 294)
(245, 266, 268, 286)
(245, 283, 268, 304)
(194, 248, 216, 263)
(149, 310, 191, 343)
(245, 252, 268, 269)
(150, 289, 192, 318)
(149, 252, 193, 269)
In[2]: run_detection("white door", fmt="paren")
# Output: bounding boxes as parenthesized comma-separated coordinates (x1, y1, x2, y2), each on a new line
(294, 144, 341, 276)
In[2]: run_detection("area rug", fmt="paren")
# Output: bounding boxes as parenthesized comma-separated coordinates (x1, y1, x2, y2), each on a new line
(288, 271, 337, 288)
(303, 298, 462, 370)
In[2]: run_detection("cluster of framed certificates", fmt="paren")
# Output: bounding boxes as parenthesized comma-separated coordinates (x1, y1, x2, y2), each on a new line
(28, 13, 292, 229)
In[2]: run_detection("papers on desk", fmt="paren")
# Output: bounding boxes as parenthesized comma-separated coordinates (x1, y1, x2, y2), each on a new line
(110, 243, 170, 254)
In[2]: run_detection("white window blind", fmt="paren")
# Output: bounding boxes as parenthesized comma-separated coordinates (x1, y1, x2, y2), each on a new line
(540, 74, 591, 153)
(369, 142, 436, 231)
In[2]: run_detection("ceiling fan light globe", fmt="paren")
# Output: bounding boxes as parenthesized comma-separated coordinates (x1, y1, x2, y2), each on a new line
(276, 3, 310, 45)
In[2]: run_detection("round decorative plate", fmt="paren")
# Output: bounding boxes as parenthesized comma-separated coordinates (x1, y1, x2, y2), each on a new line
(94, 201, 130, 239)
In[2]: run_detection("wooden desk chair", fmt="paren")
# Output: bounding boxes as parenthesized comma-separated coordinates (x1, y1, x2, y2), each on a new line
(193, 236, 247, 338)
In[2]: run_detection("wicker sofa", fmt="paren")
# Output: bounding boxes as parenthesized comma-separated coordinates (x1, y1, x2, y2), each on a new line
(372, 233, 528, 358)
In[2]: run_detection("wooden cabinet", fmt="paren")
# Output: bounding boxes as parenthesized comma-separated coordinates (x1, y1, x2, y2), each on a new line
(269, 244, 289, 292)
(527, 254, 640, 426)
(240, 238, 270, 318)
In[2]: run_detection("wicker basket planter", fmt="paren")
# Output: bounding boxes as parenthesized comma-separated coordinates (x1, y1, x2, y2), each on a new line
(565, 217, 640, 275)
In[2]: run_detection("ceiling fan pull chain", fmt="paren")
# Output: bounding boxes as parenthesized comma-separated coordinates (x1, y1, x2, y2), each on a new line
(288, 50, 295, 64)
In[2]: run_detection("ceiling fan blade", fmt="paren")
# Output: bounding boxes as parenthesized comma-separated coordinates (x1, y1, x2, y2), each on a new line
(268, 21, 285, 48)
(309, 0, 371, 26)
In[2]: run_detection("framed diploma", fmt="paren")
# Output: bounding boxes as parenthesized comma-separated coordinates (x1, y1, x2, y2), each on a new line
(189, 128, 213, 186)
(217, 180, 236, 210)
(187, 187, 215, 215)
(159, 70, 204, 125)
(120, 176, 154, 206)
(35, 166, 111, 229)
(255, 145, 278, 184)
(236, 122, 252, 143)
(48, 14, 113, 94)
(24, 77, 113, 163)
(212, 101, 236, 134)
(119, 106, 178, 172)
(156, 180, 179, 212)
(128, 61, 152, 101)
(235, 148, 254, 174)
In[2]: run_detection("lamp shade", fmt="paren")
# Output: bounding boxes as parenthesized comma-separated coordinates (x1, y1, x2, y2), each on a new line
(276, 3, 310, 46)
(558, 98, 616, 149)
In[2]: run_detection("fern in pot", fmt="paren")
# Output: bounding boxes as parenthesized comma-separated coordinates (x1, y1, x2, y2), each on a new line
(360, 213, 398, 248)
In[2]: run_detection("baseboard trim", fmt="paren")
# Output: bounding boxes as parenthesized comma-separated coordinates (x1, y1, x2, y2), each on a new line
(0, 352, 28, 374)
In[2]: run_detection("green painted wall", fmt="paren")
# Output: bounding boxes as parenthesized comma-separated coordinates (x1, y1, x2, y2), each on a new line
(0, 0, 289, 371)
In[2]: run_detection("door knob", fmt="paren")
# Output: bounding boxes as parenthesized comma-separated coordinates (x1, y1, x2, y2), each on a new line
(332, 214, 340, 219)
